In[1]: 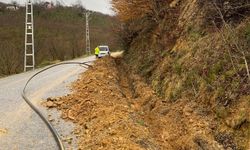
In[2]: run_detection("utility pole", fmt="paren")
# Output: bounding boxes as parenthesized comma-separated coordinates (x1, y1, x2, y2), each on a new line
(24, 0, 35, 72)
(85, 11, 91, 55)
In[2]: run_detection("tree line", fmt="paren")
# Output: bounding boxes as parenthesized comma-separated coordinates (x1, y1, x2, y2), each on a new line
(0, 2, 120, 76)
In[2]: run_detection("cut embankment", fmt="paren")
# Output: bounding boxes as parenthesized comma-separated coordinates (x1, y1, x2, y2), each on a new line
(43, 57, 249, 149)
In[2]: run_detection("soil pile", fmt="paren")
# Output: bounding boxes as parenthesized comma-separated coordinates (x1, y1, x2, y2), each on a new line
(44, 57, 162, 149)
(44, 57, 250, 149)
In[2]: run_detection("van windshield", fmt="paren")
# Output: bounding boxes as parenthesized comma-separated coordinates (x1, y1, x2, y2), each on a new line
(99, 47, 108, 51)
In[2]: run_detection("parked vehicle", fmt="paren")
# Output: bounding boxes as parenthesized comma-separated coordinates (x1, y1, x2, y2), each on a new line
(98, 45, 110, 58)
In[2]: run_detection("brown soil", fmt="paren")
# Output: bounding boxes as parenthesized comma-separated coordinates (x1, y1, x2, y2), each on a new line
(43, 57, 249, 150)
(0, 128, 7, 136)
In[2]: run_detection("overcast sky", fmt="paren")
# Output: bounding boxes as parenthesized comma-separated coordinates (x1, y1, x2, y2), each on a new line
(0, 0, 114, 15)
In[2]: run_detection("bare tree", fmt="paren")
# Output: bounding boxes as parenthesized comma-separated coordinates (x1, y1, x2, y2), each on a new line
(212, 0, 250, 81)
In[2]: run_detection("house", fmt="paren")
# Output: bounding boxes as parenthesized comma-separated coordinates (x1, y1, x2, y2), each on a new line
(6, 5, 19, 11)
(44, 2, 54, 9)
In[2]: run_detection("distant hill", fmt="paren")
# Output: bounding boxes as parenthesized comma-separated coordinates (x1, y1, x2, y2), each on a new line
(0, 4, 120, 75)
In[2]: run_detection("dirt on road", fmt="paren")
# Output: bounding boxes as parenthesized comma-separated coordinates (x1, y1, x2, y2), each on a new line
(43, 57, 249, 149)
(0, 128, 7, 137)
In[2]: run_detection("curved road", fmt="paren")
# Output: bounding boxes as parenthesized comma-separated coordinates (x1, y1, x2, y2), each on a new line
(0, 56, 95, 150)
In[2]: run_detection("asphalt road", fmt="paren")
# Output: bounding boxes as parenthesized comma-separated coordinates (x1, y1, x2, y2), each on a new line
(0, 56, 95, 150)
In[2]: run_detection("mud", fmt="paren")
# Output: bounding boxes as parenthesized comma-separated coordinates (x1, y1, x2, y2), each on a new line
(43, 57, 249, 149)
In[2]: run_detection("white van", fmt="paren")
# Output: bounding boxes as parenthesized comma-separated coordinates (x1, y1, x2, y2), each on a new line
(98, 45, 110, 58)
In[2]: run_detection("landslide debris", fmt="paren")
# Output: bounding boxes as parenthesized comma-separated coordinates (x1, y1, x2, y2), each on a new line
(43, 57, 249, 149)
(44, 57, 161, 149)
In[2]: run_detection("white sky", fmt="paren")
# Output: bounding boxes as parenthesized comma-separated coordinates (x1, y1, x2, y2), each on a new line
(0, 0, 114, 15)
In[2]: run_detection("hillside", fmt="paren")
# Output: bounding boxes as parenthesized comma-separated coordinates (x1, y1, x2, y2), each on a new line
(1, 0, 248, 149)
(0, 3, 120, 76)
(111, 0, 250, 149)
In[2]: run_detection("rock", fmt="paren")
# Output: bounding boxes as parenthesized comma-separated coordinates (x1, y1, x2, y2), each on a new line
(46, 97, 53, 101)
(55, 100, 64, 105)
(61, 112, 68, 119)
(46, 101, 55, 108)
(48, 118, 55, 122)
(67, 110, 76, 120)
(85, 80, 92, 84)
